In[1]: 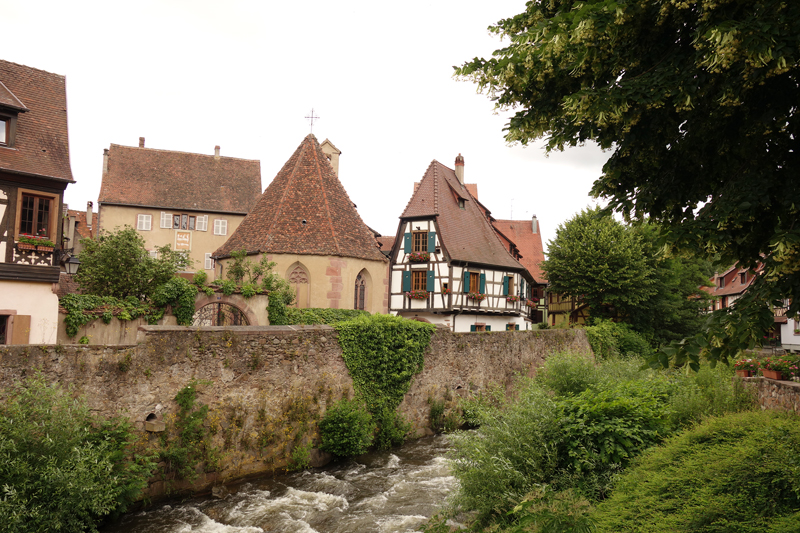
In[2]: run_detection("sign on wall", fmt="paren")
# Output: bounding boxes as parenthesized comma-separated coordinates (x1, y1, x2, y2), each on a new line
(175, 231, 191, 251)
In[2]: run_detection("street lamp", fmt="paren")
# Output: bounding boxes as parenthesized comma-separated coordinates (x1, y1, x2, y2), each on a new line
(65, 256, 80, 275)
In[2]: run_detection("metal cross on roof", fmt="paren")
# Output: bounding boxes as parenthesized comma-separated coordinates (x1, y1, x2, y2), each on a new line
(305, 108, 320, 133)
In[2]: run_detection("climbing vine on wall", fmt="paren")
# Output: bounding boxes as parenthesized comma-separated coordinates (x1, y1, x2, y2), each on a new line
(334, 314, 435, 448)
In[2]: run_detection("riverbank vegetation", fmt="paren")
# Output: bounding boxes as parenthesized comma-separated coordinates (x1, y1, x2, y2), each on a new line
(422, 346, 800, 532)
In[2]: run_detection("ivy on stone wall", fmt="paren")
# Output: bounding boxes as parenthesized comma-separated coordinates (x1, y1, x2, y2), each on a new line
(334, 314, 435, 448)
(60, 294, 165, 338)
(285, 308, 369, 325)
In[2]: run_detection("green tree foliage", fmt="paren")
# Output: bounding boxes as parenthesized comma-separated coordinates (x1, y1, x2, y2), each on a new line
(592, 411, 800, 533)
(76, 226, 191, 300)
(0, 378, 154, 533)
(284, 308, 369, 325)
(456, 1, 800, 363)
(542, 209, 712, 347)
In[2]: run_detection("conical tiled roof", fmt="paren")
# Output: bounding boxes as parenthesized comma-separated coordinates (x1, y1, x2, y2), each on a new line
(401, 160, 523, 270)
(214, 135, 386, 262)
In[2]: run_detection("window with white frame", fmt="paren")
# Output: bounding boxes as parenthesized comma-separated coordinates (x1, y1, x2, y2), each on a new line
(205, 253, 214, 270)
(213, 219, 227, 236)
(137, 214, 152, 231)
(196, 215, 208, 231)
(160, 212, 171, 228)
(149, 249, 159, 259)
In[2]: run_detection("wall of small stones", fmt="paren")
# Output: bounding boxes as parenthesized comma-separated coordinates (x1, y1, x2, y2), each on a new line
(742, 376, 800, 413)
(0, 325, 591, 501)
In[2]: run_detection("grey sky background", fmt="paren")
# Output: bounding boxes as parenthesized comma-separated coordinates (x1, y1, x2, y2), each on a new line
(4, 0, 609, 252)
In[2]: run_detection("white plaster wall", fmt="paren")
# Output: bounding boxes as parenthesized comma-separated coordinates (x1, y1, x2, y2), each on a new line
(0, 281, 59, 344)
(781, 318, 800, 351)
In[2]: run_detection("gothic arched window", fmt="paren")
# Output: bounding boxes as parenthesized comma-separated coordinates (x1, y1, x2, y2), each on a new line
(354, 273, 366, 310)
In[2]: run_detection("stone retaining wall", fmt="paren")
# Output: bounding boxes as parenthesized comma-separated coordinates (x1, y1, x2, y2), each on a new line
(742, 376, 800, 413)
(0, 326, 591, 500)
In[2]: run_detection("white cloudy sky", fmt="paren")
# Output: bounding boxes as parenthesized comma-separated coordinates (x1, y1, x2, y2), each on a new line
(4, 0, 609, 250)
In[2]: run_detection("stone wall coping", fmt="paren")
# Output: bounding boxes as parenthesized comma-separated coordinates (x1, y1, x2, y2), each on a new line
(743, 376, 800, 390)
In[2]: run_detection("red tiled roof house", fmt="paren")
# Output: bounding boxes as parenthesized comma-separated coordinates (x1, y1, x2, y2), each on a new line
(0, 60, 75, 344)
(97, 138, 261, 280)
(388, 155, 541, 332)
(213, 135, 389, 313)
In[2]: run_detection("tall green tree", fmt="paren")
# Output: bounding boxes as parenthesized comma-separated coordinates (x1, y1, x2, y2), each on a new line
(456, 0, 800, 365)
(76, 226, 191, 300)
(542, 207, 656, 321)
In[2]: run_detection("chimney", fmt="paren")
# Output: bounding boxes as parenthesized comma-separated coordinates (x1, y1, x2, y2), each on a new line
(532, 215, 539, 234)
(102, 148, 109, 175)
(86, 201, 93, 231)
(455, 153, 465, 184)
(139, 137, 145, 148)
(214, 145, 220, 159)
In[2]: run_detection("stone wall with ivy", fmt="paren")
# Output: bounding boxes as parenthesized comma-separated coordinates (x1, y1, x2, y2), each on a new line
(0, 326, 591, 501)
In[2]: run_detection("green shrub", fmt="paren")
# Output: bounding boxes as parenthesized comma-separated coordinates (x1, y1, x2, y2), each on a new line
(592, 411, 800, 533)
(0, 377, 154, 533)
(318, 399, 375, 457)
(536, 351, 600, 396)
(584, 319, 652, 359)
(285, 308, 370, 325)
(151, 276, 198, 325)
(192, 270, 208, 286)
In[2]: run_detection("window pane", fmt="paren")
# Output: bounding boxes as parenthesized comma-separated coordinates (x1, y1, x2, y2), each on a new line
(0, 119, 6, 144)
(181, 214, 188, 230)
(36, 197, 50, 236)
(189, 216, 196, 230)
(20, 195, 35, 235)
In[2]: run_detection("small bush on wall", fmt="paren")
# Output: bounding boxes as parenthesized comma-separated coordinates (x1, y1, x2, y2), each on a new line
(318, 398, 375, 457)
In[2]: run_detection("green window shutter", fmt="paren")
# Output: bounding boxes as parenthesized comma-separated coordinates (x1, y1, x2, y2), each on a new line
(470, 325, 477, 332)
(506, 324, 512, 331)
(485, 325, 491, 332)
(402, 271, 411, 292)
(515, 324, 520, 331)
(520, 279, 525, 297)
(502, 276, 509, 296)
(426, 270, 435, 292)
(479, 273, 486, 294)
(463, 271, 470, 293)
(427, 232, 436, 253)
(403, 232, 412, 253)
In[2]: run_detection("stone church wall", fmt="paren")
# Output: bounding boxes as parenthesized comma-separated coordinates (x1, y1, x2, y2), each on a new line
(0, 326, 591, 500)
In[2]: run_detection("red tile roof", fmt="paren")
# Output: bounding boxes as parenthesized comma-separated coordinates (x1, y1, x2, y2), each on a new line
(66, 209, 95, 240)
(213, 135, 387, 262)
(98, 144, 261, 214)
(376, 236, 395, 252)
(0, 60, 73, 182)
(401, 160, 524, 271)
(493, 219, 546, 283)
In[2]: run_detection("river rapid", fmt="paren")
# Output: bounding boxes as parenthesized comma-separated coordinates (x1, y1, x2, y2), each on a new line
(102, 435, 456, 533)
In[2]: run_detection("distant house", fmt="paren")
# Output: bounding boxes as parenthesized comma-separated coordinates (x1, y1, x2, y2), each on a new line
(213, 134, 388, 313)
(388, 154, 538, 332)
(97, 138, 261, 280)
(0, 60, 75, 344)
(707, 266, 755, 311)
(63, 203, 96, 259)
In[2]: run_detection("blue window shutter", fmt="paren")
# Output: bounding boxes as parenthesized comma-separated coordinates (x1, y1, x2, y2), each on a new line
(463, 271, 470, 293)
(479, 273, 486, 294)
(502, 276, 509, 296)
(515, 324, 520, 331)
(427, 232, 436, 253)
(402, 271, 411, 292)
(485, 325, 491, 332)
(426, 270, 435, 291)
(470, 325, 477, 332)
(403, 233, 412, 253)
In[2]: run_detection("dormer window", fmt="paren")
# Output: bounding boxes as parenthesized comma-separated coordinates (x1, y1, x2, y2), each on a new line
(0, 117, 7, 145)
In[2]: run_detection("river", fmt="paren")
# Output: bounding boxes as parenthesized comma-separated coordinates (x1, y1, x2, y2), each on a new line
(102, 435, 457, 533)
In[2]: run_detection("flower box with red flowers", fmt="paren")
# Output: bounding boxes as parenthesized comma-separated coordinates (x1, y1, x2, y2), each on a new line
(407, 290, 429, 300)
(17, 233, 56, 252)
(441, 288, 452, 295)
(506, 295, 520, 303)
(467, 293, 486, 302)
(408, 251, 431, 263)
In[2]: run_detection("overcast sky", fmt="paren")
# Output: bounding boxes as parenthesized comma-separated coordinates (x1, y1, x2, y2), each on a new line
(4, 0, 609, 251)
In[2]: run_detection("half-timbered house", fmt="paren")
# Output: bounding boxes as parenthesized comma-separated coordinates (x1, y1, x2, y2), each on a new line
(388, 155, 537, 332)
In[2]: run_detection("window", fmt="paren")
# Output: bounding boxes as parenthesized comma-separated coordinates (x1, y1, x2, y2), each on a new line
(412, 231, 427, 252)
(137, 214, 152, 231)
(442, 282, 449, 292)
(149, 250, 159, 259)
(204, 253, 214, 270)
(0, 315, 7, 344)
(172, 213, 196, 230)
(17, 191, 56, 239)
(160, 212, 171, 228)
(718, 277, 725, 288)
(740, 272, 746, 284)
(354, 273, 366, 310)
(412, 270, 427, 291)
(196, 215, 208, 232)
(470, 272, 480, 294)
(458, 199, 465, 209)
(214, 219, 227, 236)
(508, 276, 515, 297)
(0, 118, 7, 146)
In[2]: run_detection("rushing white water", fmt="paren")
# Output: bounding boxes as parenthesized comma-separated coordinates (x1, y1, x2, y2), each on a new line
(102, 435, 456, 533)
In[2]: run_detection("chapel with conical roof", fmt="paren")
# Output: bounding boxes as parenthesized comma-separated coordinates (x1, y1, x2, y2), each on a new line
(213, 135, 388, 313)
